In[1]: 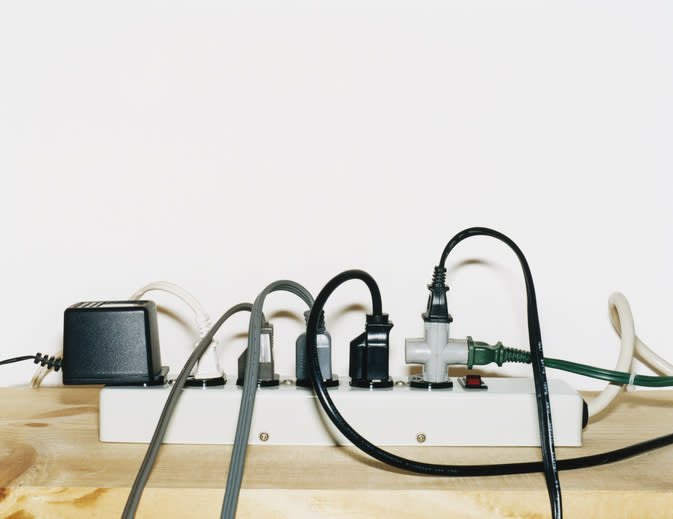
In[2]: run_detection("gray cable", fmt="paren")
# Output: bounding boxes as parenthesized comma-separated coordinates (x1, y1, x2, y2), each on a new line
(121, 302, 254, 519)
(220, 280, 314, 519)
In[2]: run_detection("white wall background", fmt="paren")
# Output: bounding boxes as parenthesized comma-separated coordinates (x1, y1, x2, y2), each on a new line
(1, 0, 671, 390)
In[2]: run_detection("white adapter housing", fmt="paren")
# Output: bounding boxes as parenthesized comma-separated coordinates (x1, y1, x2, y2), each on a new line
(406, 321, 468, 383)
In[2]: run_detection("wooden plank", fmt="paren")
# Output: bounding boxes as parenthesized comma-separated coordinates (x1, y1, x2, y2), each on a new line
(0, 387, 672, 518)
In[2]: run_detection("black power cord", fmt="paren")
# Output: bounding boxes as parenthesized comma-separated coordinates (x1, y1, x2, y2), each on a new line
(0, 353, 62, 371)
(438, 227, 561, 519)
(306, 268, 673, 517)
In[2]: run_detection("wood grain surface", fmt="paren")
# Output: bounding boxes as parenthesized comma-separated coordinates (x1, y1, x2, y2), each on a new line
(1, 387, 672, 518)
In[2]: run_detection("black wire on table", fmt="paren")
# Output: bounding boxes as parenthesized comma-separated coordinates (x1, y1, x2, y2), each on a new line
(0, 355, 37, 366)
(0, 353, 62, 370)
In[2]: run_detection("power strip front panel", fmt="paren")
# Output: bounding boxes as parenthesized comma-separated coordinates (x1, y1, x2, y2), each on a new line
(100, 377, 584, 446)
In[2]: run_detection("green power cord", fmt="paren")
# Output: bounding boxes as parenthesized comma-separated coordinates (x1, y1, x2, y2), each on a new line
(467, 337, 673, 388)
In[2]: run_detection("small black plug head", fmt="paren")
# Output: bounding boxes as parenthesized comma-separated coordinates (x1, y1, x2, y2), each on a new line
(422, 266, 453, 323)
(349, 313, 393, 388)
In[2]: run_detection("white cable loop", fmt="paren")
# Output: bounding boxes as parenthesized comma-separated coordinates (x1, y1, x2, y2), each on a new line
(129, 281, 213, 330)
(608, 293, 673, 376)
(586, 292, 635, 417)
(130, 281, 221, 380)
(588, 292, 673, 417)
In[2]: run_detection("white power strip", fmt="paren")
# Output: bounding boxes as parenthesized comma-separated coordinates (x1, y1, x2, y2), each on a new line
(99, 377, 584, 446)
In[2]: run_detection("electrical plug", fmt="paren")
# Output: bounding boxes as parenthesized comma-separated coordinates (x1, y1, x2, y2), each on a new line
(191, 316, 225, 386)
(296, 310, 338, 387)
(466, 337, 530, 368)
(405, 325, 468, 386)
(407, 266, 533, 385)
(423, 266, 452, 323)
(236, 319, 279, 387)
(349, 314, 394, 388)
(189, 337, 226, 387)
(405, 266, 465, 388)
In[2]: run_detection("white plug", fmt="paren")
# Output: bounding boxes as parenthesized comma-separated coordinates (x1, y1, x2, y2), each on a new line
(128, 281, 224, 382)
(193, 313, 223, 380)
(405, 322, 468, 383)
(193, 337, 222, 380)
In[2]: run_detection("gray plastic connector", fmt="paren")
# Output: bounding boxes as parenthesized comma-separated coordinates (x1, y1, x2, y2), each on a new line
(405, 321, 468, 383)
(237, 320, 279, 386)
(296, 310, 332, 381)
(258, 321, 275, 381)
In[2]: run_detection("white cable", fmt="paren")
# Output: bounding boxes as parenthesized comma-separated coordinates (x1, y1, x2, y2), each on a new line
(608, 292, 673, 376)
(31, 348, 62, 388)
(129, 281, 211, 334)
(130, 281, 222, 379)
(633, 334, 673, 375)
(588, 292, 673, 417)
(587, 292, 636, 417)
(626, 372, 637, 392)
(31, 363, 46, 388)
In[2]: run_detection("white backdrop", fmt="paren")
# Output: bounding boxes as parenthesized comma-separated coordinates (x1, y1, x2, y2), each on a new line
(1, 0, 671, 390)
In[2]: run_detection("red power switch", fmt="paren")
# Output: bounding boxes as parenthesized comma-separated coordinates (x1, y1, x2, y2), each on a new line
(462, 374, 487, 390)
(465, 374, 482, 387)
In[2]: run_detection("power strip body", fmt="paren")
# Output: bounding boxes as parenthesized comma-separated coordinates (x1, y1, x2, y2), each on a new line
(100, 377, 584, 446)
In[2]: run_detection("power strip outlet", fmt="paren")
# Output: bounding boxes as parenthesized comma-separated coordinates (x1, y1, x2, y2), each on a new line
(100, 377, 584, 447)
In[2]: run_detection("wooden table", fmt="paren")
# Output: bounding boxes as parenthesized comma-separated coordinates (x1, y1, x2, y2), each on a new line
(1, 387, 672, 518)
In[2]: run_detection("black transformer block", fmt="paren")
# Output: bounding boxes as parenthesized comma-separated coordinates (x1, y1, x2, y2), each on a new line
(63, 300, 166, 385)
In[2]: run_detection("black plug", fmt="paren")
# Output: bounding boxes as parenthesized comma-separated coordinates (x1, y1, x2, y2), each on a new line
(422, 266, 453, 324)
(349, 313, 393, 388)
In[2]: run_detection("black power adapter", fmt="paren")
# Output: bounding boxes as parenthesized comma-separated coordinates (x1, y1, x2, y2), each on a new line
(349, 313, 394, 388)
(63, 301, 168, 385)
